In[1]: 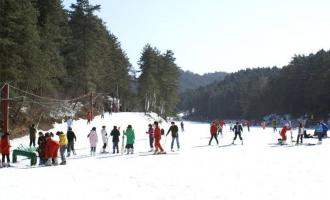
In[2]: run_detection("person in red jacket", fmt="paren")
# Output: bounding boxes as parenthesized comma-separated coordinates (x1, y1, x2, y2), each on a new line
(279, 124, 290, 144)
(86, 111, 92, 124)
(44, 133, 60, 166)
(0, 132, 11, 167)
(209, 122, 219, 145)
(153, 121, 165, 154)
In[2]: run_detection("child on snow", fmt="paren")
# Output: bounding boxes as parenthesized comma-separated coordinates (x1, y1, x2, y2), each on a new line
(88, 127, 98, 156)
(146, 124, 154, 152)
(101, 126, 108, 153)
(37, 132, 47, 165)
(57, 131, 68, 165)
(0, 132, 11, 168)
(124, 125, 135, 154)
(110, 126, 120, 154)
(66, 127, 77, 157)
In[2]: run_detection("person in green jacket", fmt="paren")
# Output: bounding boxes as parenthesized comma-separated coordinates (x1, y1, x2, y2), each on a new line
(124, 125, 135, 154)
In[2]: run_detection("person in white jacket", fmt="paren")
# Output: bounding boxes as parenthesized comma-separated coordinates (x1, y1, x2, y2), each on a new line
(101, 125, 108, 153)
(88, 127, 98, 156)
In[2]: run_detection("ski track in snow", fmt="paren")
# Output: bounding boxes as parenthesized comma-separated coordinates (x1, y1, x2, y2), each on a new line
(1, 112, 329, 200)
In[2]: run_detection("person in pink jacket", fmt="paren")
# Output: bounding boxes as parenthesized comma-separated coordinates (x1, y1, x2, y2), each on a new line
(88, 127, 98, 156)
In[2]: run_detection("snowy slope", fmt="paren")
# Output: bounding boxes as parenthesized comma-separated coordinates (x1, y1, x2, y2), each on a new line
(1, 112, 330, 200)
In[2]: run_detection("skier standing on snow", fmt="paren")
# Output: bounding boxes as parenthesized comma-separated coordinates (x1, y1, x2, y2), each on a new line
(124, 125, 135, 154)
(66, 116, 73, 130)
(29, 124, 37, 147)
(166, 122, 180, 152)
(56, 131, 68, 165)
(180, 121, 184, 132)
(261, 120, 266, 130)
(320, 120, 328, 138)
(86, 112, 92, 124)
(44, 132, 60, 166)
(88, 127, 98, 156)
(110, 126, 120, 154)
(154, 121, 165, 154)
(0, 132, 11, 168)
(272, 119, 277, 132)
(66, 127, 77, 157)
(146, 124, 154, 152)
(315, 122, 324, 144)
(101, 125, 108, 153)
(279, 124, 290, 144)
(37, 132, 47, 165)
(209, 122, 219, 145)
(296, 122, 304, 145)
(232, 122, 243, 145)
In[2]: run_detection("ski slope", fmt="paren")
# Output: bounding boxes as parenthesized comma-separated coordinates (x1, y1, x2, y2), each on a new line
(1, 112, 329, 200)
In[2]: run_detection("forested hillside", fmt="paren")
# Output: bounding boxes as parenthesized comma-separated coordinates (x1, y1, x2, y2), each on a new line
(0, 0, 181, 135)
(178, 50, 330, 120)
(179, 70, 227, 91)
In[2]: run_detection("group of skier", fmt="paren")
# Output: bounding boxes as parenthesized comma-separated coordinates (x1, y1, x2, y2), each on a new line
(209, 120, 244, 145)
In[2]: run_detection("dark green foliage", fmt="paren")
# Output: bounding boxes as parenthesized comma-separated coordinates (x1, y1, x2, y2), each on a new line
(179, 50, 330, 120)
(179, 70, 227, 92)
(0, 0, 133, 105)
(138, 45, 180, 118)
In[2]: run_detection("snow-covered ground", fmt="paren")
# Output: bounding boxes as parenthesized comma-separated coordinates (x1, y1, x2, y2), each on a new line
(1, 112, 330, 200)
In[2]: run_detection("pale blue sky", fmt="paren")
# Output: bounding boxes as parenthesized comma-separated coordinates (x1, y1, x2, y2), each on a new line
(63, 0, 330, 74)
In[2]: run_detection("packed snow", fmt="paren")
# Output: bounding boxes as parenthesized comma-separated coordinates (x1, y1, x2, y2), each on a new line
(1, 112, 329, 200)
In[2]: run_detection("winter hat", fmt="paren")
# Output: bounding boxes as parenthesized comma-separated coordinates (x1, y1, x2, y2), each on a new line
(102, 125, 106, 128)
(92, 127, 96, 131)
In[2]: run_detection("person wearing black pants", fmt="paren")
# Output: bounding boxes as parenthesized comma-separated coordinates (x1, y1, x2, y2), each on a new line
(110, 126, 120, 154)
(209, 122, 219, 145)
(232, 122, 243, 145)
(29, 124, 37, 147)
(66, 128, 77, 156)
(146, 124, 154, 151)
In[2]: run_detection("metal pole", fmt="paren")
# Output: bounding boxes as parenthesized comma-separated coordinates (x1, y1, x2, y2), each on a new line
(90, 92, 93, 120)
(3, 83, 9, 134)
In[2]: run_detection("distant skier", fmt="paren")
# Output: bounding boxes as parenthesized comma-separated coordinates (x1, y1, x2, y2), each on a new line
(101, 108, 105, 119)
(166, 122, 180, 151)
(154, 121, 165, 154)
(217, 120, 223, 137)
(278, 124, 290, 144)
(146, 124, 154, 152)
(209, 122, 219, 145)
(101, 125, 108, 153)
(29, 124, 37, 147)
(86, 112, 92, 124)
(245, 120, 250, 132)
(180, 121, 184, 132)
(261, 120, 266, 130)
(66, 127, 77, 157)
(296, 122, 304, 145)
(272, 119, 277, 132)
(232, 122, 243, 145)
(0, 132, 11, 167)
(124, 125, 135, 154)
(66, 116, 73, 130)
(88, 127, 98, 156)
(110, 126, 120, 154)
(320, 120, 328, 138)
(315, 122, 325, 144)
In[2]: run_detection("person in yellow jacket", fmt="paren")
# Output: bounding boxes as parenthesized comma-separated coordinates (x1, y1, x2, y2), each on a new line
(56, 131, 68, 165)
